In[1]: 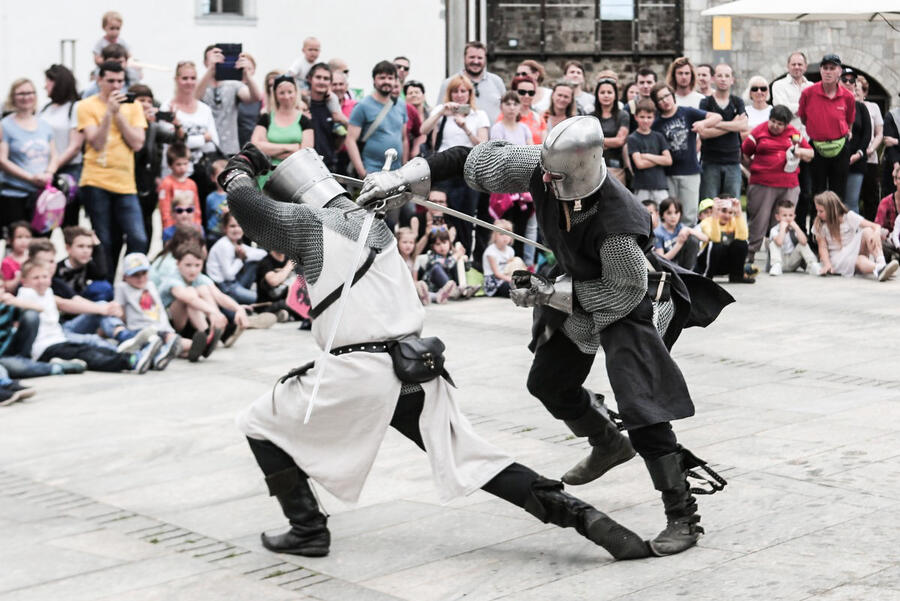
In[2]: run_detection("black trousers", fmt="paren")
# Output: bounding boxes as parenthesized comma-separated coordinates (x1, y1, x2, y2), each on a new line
(38, 342, 131, 372)
(248, 390, 540, 509)
(526, 328, 679, 461)
(696, 240, 749, 281)
(809, 143, 850, 202)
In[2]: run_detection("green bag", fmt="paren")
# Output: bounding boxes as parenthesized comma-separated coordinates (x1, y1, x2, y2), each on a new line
(812, 137, 846, 159)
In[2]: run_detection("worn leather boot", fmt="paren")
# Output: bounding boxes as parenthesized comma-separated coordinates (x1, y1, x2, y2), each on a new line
(562, 394, 635, 485)
(260, 466, 330, 557)
(524, 477, 649, 560)
(645, 448, 710, 556)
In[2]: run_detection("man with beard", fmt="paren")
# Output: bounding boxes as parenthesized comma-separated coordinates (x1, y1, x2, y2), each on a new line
(437, 41, 506, 122)
(306, 62, 348, 172)
(345, 61, 408, 177)
(358, 116, 733, 557)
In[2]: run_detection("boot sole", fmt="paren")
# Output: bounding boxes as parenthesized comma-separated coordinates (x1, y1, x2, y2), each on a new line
(260, 533, 329, 557)
(648, 535, 700, 557)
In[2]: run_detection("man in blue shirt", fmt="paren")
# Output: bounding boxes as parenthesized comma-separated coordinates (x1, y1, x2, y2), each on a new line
(346, 61, 408, 176)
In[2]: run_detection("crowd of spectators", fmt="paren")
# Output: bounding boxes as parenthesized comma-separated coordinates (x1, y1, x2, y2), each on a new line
(1, 10, 899, 405)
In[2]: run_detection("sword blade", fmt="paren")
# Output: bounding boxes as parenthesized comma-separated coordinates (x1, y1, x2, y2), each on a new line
(335, 173, 550, 254)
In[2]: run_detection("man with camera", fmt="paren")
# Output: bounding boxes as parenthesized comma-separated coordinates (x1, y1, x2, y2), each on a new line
(195, 45, 262, 156)
(77, 60, 148, 278)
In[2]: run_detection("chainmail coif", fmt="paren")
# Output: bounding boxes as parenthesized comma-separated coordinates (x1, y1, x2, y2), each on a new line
(463, 140, 541, 194)
(225, 177, 395, 285)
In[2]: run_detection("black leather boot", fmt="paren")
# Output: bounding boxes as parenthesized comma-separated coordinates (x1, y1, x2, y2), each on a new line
(562, 394, 635, 485)
(260, 466, 331, 557)
(644, 447, 724, 556)
(524, 477, 649, 560)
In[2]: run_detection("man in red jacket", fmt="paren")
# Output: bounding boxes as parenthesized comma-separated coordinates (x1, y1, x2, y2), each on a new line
(798, 54, 856, 201)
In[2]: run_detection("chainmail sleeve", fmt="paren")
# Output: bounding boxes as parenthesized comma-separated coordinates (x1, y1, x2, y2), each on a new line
(463, 140, 542, 194)
(225, 176, 394, 285)
(561, 234, 648, 353)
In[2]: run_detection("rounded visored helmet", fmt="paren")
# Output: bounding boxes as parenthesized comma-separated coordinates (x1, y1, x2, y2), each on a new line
(540, 115, 607, 201)
(263, 147, 347, 208)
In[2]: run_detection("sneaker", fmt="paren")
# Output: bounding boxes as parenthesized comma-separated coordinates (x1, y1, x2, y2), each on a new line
(876, 259, 899, 282)
(131, 335, 163, 374)
(117, 326, 158, 354)
(769, 264, 782, 276)
(806, 262, 822, 276)
(247, 312, 277, 329)
(49, 357, 88, 374)
(744, 263, 760, 277)
(152, 335, 181, 370)
(202, 328, 223, 358)
(276, 309, 291, 323)
(223, 324, 245, 348)
(0, 388, 22, 407)
(415, 280, 431, 305)
(5, 381, 36, 401)
(187, 330, 208, 363)
(461, 285, 481, 299)
(436, 281, 457, 304)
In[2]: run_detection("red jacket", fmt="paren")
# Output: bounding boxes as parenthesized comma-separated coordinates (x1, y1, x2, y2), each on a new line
(798, 82, 855, 142)
(875, 193, 900, 231)
(742, 122, 810, 188)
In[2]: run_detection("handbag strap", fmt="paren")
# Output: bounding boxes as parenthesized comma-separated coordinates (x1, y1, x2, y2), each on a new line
(361, 98, 396, 144)
(309, 248, 377, 319)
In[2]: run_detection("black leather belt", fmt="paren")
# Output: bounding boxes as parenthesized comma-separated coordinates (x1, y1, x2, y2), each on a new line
(330, 342, 391, 356)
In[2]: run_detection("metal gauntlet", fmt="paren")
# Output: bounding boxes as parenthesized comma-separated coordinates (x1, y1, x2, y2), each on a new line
(357, 157, 432, 210)
(510, 271, 573, 314)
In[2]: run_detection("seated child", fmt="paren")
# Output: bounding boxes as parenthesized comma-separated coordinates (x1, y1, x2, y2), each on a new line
(482, 220, 523, 298)
(395, 227, 429, 305)
(255, 249, 303, 322)
(696, 198, 715, 223)
(768, 200, 821, 276)
(206, 212, 267, 305)
(54, 226, 111, 301)
(696, 196, 755, 283)
(2, 221, 32, 293)
(16, 260, 161, 373)
(115, 253, 200, 368)
(423, 230, 468, 303)
(205, 159, 229, 247)
(654, 198, 707, 270)
(414, 189, 457, 257)
(158, 143, 202, 232)
(162, 192, 204, 244)
(813, 191, 898, 281)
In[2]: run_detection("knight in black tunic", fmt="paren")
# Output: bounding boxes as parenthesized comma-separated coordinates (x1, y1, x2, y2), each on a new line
(358, 116, 733, 556)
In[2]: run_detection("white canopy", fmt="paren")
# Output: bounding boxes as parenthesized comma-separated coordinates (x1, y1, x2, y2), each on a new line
(701, 0, 900, 21)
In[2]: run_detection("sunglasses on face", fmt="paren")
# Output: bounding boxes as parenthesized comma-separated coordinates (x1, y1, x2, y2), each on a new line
(516, 89, 536, 96)
(516, 71, 531, 77)
(750, 86, 768, 92)
(174, 207, 195, 214)
(841, 78, 856, 84)
(394, 64, 409, 71)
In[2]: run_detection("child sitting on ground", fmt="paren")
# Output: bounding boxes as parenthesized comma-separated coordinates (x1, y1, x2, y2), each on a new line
(697, 196, 755, 283)
(423, 230, 471, 303)
(2, 222, 32, 293)
(654, 198, 707, 270)
(768, 200, 821, 276)
(395, 227, 429, 305)
(158, 143, 202, 232)
(115, 253, 201, 367)
(17, 260, 161, 373)
(205, 159, 229, 247)
(813, 191, 898, 281)
(206, 212, 267, 305)
(54, 227, 110, 301)
(481, 219, 523, 298)
(255, 249, 302, 322)
(696, 198, 715, 223)
(162, 189, 204, 243)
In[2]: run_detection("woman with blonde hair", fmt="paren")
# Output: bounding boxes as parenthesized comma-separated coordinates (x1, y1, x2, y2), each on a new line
(251, 74, 314, 186)
(813, 190, 897, 280)
(419, 74, 489, 254)
(0, 78, 58, 228)
(542, 82, 576, 136)
(743, 75, 772, 131)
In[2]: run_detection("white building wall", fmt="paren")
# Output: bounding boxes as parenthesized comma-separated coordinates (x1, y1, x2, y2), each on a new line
(0, 0, 447, 107)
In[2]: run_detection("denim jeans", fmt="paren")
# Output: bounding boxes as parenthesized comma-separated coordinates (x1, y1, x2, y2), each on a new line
(0, 356, 55, 379)
(700, 162, 742, 200)
(845, 172, 864, 214)
(5, 309, 40, 358)
(61, 309, 125, 350)
(218, 261, 259, 305)
(81, 185, 148, 279)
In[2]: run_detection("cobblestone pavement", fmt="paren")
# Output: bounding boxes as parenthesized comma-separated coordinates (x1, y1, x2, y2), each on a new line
(1, 271, 899, 601)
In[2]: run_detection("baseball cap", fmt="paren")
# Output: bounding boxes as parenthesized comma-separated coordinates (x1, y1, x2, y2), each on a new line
(697, 198, 714, 214)
(123, 253, 151, 276)
(820, 53, 842, 67)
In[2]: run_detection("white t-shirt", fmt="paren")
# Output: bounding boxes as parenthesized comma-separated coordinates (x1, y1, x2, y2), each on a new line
(206, 236, 268, 283)
(435, 106, 490, 152)
(769, 223, 797, 255)
(532, 87, 554, 114)
(675, 91, 705, 110)
(40, 101, 82, 164)
(482, 243, 515, 277)
(17, 286, 67, 359)
(746, 105, 772, 131)
(288, 57, 315, 89)
(489, 121, 532, 145)
(575, 90, 594, 115)
(160, 100, 220, 175)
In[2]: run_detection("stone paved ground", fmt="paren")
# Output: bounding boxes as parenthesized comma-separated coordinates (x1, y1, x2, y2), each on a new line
(1, 271, 899, 601)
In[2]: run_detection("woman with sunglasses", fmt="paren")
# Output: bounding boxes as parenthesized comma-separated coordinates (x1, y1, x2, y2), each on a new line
(592, 78, 628, 185)
(743, 76, 772, 133)
(0, 78, 58, 229)
(509, 76, 545, 144)
(542, 82, 576, 137)
(251, 75, 314, 187)
(516, 60, 553, 114)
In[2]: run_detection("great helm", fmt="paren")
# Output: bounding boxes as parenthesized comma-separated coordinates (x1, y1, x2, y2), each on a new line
(540, 115, 607, 201)
(263, 147, 347, 209)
